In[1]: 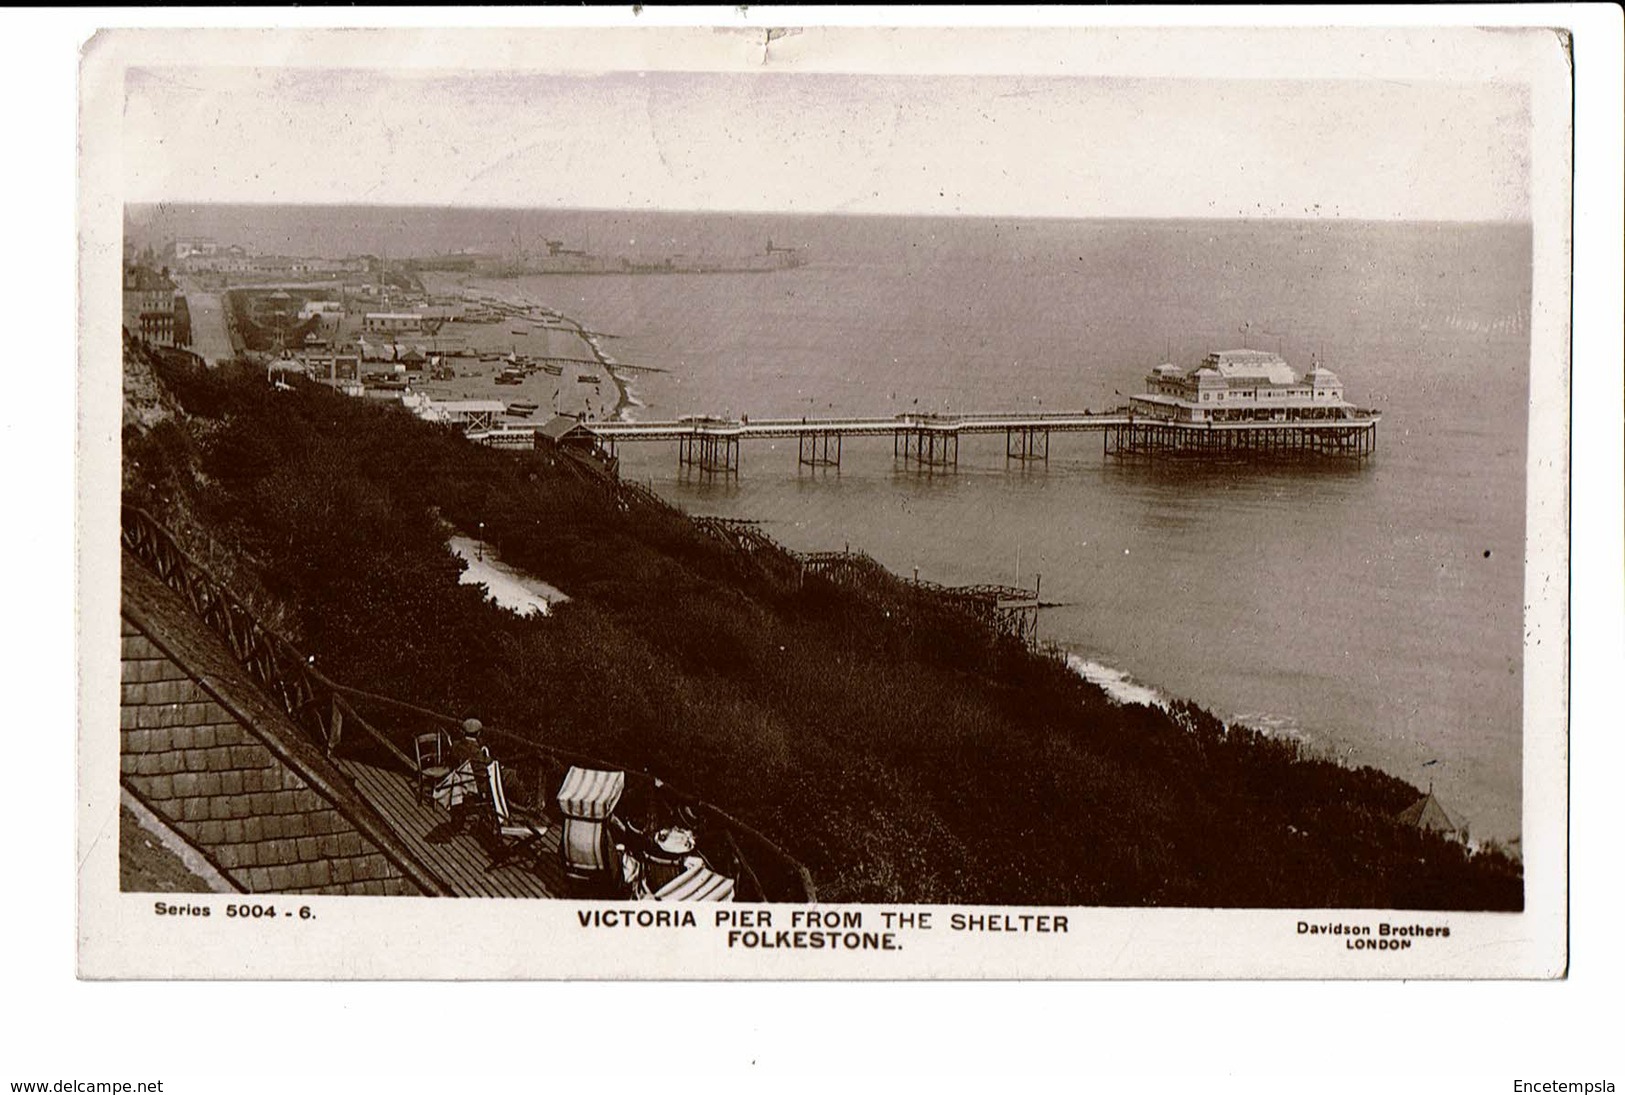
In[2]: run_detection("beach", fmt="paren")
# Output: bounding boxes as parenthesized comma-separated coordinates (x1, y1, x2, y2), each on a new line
(412, 272, 636, 423)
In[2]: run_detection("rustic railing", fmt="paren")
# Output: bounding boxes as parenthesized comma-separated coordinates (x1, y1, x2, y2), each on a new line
(122, 504, 339, 747)
(603, 464, 1045, 647)
(120, 504, 815, 903)
(612, 474, 676, 516)
(690, 518, 1043, 646)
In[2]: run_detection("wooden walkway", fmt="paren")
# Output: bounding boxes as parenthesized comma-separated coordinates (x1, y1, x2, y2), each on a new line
(332, 756, 566, 899)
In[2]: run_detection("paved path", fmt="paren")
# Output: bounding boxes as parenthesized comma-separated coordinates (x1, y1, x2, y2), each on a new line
(176, 278, 234, 365)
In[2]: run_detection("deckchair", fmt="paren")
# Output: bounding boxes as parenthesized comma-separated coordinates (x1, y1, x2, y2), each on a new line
(484, 760, 549, 869)
(651, 860, 736, 902)
(556, 766, 629, 892)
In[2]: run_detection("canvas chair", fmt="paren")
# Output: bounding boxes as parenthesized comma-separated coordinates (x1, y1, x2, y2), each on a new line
(559, 816, 623, 888)
(556, 766, 631, 894)
(413, 731, 451, 802)
(651, 861, 735, 903)
(483, 760, 549, 869)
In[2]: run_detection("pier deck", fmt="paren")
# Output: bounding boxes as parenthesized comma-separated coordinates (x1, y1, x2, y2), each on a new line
(331, 755, 564, 899)
(571, 410, 1381, 474)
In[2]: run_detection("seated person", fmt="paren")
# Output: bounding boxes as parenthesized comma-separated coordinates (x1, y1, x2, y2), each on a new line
(447, 718, 492, 830)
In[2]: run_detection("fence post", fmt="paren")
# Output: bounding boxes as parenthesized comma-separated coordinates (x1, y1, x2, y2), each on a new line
(329, 693, 346, 751)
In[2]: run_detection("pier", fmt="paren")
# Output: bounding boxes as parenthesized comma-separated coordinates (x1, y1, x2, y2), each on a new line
(580, 410, 1380, 476)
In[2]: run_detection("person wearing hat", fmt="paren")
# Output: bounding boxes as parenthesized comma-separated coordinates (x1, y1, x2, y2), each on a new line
(450, 718, 490, 770)
(445, 718, 492, 832)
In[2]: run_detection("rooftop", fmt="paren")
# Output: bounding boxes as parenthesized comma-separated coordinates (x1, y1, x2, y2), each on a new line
(1203, 350, 1299, 386)
(123, 266, 176, 293)
(538, 414, 595, 442)
(121, 548, 566, 898)
(121, 560, 433, 896)
(433, 399, 508, 413)
(1396, 790, 1461, 834)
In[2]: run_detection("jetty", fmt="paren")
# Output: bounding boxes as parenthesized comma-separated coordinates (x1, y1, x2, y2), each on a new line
(573, 408, 1380, 475)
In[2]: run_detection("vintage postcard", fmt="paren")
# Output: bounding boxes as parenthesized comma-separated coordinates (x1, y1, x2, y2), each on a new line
(78, 17, 1573, 979)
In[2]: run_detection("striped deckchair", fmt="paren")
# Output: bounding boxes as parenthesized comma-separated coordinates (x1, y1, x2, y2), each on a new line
(652, 861, 735, 903)
(556, 766, 628, 891)
(485, 761, 549, 869)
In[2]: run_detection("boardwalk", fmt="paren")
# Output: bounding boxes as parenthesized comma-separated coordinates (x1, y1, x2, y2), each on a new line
(589, 410, 1130, 442)
(332, 755, 565, 899)
(588, 409, 1381, 442)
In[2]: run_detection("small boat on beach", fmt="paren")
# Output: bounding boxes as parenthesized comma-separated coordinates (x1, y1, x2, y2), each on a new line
(506, 400, 540, 417)
(495, 369, 525, 385)
(540, 363, 564, 376)
(576, 374, 601, 385)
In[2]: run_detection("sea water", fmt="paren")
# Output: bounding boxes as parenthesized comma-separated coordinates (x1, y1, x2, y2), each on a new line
(498, 215, 1531, 843)
(131, 207, 1531, 841)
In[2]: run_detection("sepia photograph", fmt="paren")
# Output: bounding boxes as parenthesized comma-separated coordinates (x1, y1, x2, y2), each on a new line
(76, 18, 1576, 981)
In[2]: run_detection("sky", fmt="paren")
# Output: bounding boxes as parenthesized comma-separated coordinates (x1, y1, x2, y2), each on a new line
(115, 27, 1538, 222)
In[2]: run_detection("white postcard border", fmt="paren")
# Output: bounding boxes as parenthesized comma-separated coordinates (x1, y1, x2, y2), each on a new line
(78, 14, 1576, 982)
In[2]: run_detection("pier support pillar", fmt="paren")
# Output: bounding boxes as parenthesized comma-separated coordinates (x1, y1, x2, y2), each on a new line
(898, 428, 958, 470)
(798, 432, 841, 469)
(679, 432, 740, 476)
(1005, 426, 1050, 463)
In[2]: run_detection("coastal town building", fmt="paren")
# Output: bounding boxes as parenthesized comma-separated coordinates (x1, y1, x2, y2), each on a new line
(1130, 350, 1352, 424)
(300, 352, 362, 383)
(179, 252, 256, 275)
(400, 393, 507, 431)
(1396, 788, 1466, 843)
(536, 414, 601, 453)
(358, 336, 430, 362)
(537, 414, 620, 472)
(364, 312, 424, 333)
(298, 300, 346, 337)
(122, 264, 181, 345)
(173, 237, 220, 260)
(177, 249, 367, 278)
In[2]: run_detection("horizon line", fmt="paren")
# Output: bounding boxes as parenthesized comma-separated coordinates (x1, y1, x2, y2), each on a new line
(123, 201, 1534, 228)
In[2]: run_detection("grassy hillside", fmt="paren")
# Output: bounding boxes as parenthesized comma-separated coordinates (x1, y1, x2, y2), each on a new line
(122, 346, 1523, 909)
